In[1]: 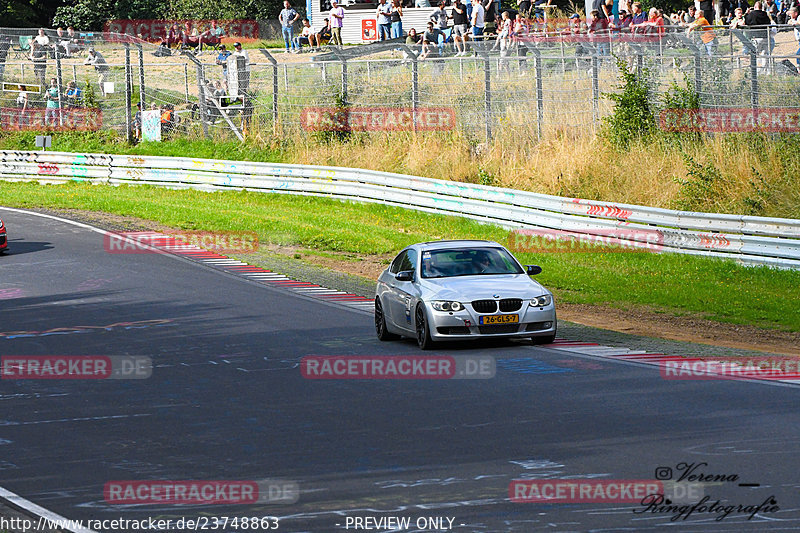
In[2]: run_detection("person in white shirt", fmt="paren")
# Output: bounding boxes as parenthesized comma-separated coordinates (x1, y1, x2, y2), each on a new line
(34, 28, 50, 47)
(471, 0, 486, 42)
(376, 0, 392, 41)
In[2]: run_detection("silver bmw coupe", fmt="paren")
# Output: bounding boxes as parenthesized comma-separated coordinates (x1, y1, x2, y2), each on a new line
(375, 240, 557, 349)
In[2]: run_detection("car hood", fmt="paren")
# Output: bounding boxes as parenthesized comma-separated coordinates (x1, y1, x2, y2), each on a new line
(420, 274, 547, 300)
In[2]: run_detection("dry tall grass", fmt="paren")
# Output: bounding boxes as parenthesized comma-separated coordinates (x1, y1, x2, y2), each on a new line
(276, 128, 800, 219)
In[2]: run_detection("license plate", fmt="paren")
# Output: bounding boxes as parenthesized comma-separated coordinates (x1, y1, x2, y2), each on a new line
(479, 314, 519, 325)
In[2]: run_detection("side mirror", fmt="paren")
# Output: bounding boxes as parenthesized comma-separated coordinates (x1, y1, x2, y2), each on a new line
(526, 265, 542, 276)
(396, 270, 414, 282)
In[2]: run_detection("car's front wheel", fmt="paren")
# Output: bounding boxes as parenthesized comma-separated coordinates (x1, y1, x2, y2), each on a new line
(415, 304, 434, 350)
(375, 297, 399, 341)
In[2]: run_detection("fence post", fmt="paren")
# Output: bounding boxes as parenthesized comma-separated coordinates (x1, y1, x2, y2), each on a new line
(341, 57, 348, 105)
(534, 48, 543, 141)
(184, 63, 190, 103)
(483, 51, 492, 141)
(124, 43, 133, 143)
(750, 49, 758, 109)
(283, 64, 289, 91)
(137, 44, 145, 108)
(72, 64, 77, 83)
(694, 52, 702, 99)
(258, 49, 279, 133)
(591, 54, 599, 127)
(55, 51, 64, 127)
(412, 54, 419, 134)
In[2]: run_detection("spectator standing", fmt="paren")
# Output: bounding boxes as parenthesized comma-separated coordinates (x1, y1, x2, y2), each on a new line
(688, 11, 717, 56)
(682, 6, 697, 25)
(764, 0, 778, 21)
(745, 1, 772, 56)
(34, 28, 50, 47)
(44, 78, 60, 127)
(588, 10, 609, 55)
(330, 0, 345, 46)
(390, 0, 404, 40)
(377, 0, 392, 41)
(216, 44, 232, 77)
(16, 90, 28, 128)
(789, 7, 800, 68)
(630, 2, 647, 25)
(84, 48, 110, 96)
(496, 11, 512, 71)
(729, 7, 746, 27)
(29, 42, 48, 92)
(431, 2, 449, 32)
(471, 0, 486, 43)
(451, 0, 470, 55)
(279, 1, 301, 53)
(65, 81, 82, 108)
(484, 0, 499, 33)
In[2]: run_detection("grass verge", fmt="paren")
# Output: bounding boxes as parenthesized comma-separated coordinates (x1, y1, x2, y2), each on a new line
(1, 180, 798, 332)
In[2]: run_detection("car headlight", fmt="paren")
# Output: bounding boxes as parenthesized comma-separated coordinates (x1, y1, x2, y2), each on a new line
(431, 300, 464, 312)
(529, 295, 552, 307)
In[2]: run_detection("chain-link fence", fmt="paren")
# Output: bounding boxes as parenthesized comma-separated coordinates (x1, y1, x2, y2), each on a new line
(1, 25, 799, 142)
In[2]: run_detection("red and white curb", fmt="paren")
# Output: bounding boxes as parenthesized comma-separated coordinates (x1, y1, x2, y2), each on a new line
(124, 232, 376, 312)
(544, 339, 800, 386)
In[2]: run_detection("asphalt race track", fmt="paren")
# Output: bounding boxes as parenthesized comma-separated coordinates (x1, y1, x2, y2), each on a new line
(1, 207, 799, 532)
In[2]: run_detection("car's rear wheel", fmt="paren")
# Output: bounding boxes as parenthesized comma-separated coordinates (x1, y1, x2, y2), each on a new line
(415, 304, 434, 350)
(375, 297, 399, 341)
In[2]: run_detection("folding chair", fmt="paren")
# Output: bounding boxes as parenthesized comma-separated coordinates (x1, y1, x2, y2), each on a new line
(12, 35, 32, 59)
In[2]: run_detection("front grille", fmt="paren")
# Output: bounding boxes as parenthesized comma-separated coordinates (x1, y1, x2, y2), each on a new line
(499, 298, 523, 312)
(472, 299, 498, 313)
(437, 326, 471, 335)
(479, 324, 520, 334)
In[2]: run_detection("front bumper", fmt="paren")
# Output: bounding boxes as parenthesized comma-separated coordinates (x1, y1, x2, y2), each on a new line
(427, 304, 556, 340)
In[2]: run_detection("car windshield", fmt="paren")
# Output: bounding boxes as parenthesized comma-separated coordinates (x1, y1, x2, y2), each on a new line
(420, 247, 524, 278)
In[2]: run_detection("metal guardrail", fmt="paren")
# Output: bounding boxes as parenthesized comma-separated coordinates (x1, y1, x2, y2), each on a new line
(2, 150, 799, 268)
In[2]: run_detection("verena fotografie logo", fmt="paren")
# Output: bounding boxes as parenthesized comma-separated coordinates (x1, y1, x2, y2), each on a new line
(301, 355, 494, 379)
(1, 356, 151, 380)
(300, 107, 456, 132)
(508, 228, 664, 254)
(104, 480, 299, 504)
(660, 108, 800, 133)
(660, 357, 800, 380)
(510, 479, 663, 503)
(103, 231, 259, 254)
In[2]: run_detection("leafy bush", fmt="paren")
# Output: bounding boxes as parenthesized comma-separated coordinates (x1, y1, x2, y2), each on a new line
(602, 57, 656, 148)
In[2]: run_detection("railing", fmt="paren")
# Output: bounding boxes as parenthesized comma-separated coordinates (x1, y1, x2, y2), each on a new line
(2, 150, 799, 268)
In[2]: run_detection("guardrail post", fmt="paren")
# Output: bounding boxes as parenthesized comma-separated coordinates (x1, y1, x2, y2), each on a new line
(136, 43, 145, 107)
(124, 43, 133, 144)
(591, 54, 599, 126)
